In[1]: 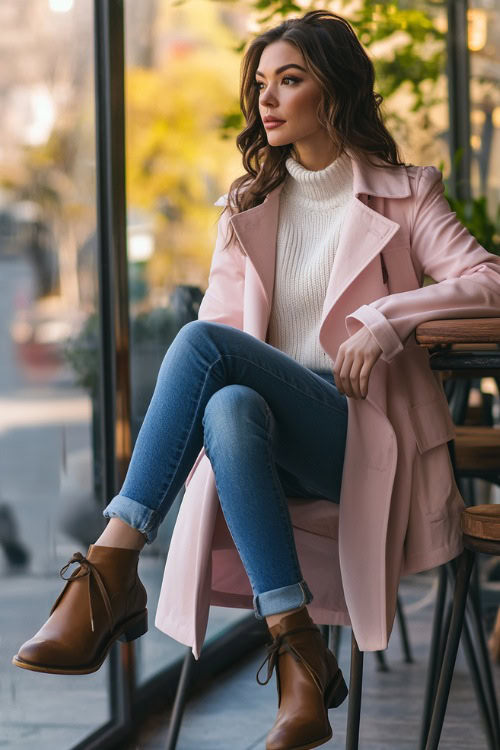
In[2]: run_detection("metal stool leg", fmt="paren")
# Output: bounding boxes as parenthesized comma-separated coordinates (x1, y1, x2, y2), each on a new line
(466, 598, 500, 748)
(165, 647, 196, 750)
(373, 592, 414, 672)
(450, 558, 500, 748)
(319, 624, 329, 645)
(466, 549, 500, 739)
(443, 560, 498, 750)
(396, 593, 414, 663)
(419, 565, 449, 750)
(333, 624, 343, 655)
(346, 630, 364, 750)
(421, 568, 497, 749)
(374, 648, 389, 672)
(460, 607, 499, 750)
(425, 547, 475, 750)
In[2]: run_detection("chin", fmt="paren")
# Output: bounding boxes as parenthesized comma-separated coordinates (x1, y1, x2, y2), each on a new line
(267, 133, 292, 145)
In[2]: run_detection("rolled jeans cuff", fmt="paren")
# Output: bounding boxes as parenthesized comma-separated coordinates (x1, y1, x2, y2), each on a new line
(102, 494, 161, 545)
(253, 579, 314, 620)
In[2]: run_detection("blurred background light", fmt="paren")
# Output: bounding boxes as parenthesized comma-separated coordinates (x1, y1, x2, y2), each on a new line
(49, 0, 74, 12)
(468, 8, 488, 51)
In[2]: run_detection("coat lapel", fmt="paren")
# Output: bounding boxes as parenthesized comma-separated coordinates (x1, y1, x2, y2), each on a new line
(229, 151, 411, 345)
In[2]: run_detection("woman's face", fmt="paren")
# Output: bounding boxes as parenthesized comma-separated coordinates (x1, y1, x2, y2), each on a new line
(255, 40, 327, 156)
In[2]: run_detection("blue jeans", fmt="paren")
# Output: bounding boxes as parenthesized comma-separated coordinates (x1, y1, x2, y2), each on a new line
(103, 321, 348, 620)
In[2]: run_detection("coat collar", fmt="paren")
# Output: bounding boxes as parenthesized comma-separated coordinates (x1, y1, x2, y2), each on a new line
(230, 148, 410, 213)
(228, 150, 408, 352)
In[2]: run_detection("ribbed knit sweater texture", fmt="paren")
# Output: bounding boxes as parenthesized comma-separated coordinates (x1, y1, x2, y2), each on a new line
(266, 150, 354, 371)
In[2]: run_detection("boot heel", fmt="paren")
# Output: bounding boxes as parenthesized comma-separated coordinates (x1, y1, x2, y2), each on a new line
(117, 609, 148, 643)
(326, 669, 348, 708)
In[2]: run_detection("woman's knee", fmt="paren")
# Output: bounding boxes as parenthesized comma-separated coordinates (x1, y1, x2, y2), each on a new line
(160, 320, 222, 373)
(203, 385, 271, 447)
(177, 319, 229, 342)
(173, 318, 213, 344)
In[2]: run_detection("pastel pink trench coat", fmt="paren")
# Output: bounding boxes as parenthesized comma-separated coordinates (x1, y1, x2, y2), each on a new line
(155, 153, 500, 658)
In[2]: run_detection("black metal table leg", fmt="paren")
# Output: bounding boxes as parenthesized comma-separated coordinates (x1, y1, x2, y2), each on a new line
(396, 593, 414, 663)
(346, 631, 364, 750)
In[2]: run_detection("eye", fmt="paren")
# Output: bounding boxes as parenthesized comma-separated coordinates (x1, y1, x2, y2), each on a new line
(254, 76, 299, 91)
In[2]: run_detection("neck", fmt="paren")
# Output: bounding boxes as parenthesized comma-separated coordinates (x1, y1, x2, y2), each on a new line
(283, 151, 353, 207)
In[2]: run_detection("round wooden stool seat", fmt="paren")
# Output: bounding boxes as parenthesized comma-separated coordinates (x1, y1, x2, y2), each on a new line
(461, 505, 500, 541)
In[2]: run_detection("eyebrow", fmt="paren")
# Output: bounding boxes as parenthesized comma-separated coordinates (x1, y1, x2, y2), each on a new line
(255, 63, 308, 78)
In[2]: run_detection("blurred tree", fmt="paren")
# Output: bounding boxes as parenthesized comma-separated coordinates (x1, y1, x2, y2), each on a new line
(211, 0, 449, 161)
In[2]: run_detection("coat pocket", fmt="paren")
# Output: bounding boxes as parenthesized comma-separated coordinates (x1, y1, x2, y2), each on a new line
(408, 396, 456, 515)
(408, 395, 456, 454)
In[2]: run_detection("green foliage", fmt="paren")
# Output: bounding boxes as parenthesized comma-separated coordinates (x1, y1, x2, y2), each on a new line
(214, 0, 447, 107)
(342, 1, 446, 109)
(444, 192, 500, 258)
(61, 307, 180, 396)
(437, 154, 500, 258)
(61, 312, 100, 397)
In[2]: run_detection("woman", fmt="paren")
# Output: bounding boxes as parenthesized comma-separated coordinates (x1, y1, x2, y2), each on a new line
(13, 9, 500, 750)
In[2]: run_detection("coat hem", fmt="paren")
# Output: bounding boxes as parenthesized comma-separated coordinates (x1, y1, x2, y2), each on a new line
(154, 616, 199, 656)
(402, 538, 464, 576)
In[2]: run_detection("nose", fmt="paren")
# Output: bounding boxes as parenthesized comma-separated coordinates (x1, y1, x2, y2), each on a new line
(259, 88, 277, 111)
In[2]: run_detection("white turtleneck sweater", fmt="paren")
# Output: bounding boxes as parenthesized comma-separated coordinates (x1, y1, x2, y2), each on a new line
(266, 150, 354, 371)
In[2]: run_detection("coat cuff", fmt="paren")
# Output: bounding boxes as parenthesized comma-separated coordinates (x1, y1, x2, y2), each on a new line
(345, 304, 404, 363)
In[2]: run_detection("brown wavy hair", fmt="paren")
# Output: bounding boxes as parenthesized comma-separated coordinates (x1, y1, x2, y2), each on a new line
(219, 9, 412, 252)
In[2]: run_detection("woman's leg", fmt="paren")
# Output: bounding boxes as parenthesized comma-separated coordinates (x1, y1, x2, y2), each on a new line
(263, 369, 341, 628)
(100, 320, 347, 617)
(201, 375, 346, 621)
(94, 517, 147, 550)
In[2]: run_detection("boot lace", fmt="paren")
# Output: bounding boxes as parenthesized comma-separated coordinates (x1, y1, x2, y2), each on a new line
(49, 551, 115, 634)
(255, 624, 323, 694)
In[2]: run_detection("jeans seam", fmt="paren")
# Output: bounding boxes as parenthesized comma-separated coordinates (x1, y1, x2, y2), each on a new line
(211, 466, 256, 589)
(263, 400, 305, 586)
(155, 353, 225, 512)
(208, 394, 304, 597)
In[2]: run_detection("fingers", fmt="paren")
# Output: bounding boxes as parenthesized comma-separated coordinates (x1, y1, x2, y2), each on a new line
(333, 356, 370, 399)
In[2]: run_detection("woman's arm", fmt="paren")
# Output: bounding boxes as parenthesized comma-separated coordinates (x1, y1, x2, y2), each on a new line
(345, 166, 500, 363)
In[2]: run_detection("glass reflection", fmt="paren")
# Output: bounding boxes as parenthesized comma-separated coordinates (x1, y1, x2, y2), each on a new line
(122, 0, 254, 684)
(0, 1, 110, 746)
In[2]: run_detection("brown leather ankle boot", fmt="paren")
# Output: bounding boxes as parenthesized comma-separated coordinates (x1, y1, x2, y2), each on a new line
(12, 543, 148, 675)
(256, 607, 348, 750)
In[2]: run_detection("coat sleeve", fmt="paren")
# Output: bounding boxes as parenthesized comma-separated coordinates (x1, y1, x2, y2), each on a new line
(196, 196, 246, 329)
(345, 166, 500, 362)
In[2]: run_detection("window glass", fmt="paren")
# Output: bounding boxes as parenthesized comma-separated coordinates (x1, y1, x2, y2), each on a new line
(122, 0, 252, 685)
(0, 1, 111, 745)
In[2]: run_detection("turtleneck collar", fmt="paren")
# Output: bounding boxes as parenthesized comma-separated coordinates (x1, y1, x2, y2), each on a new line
(283, 150, 353, 209)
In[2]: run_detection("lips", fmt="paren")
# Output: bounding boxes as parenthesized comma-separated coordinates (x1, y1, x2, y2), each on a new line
(263, 118, 286, 130)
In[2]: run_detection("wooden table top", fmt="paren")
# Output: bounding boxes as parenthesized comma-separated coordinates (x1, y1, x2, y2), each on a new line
(415, 318, 500, 347)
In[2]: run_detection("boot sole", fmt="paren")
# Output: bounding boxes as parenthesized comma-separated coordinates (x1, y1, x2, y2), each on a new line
(11, 608, 148, 675)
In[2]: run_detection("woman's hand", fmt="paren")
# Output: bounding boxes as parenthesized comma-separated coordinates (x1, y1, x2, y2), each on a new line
(333, 325, 383, 399)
